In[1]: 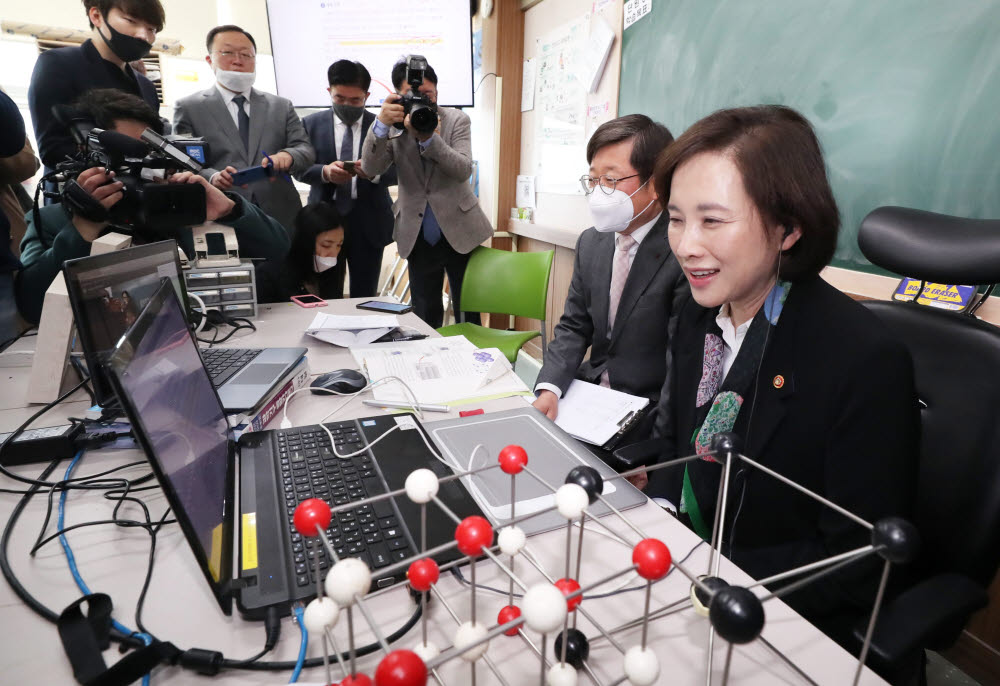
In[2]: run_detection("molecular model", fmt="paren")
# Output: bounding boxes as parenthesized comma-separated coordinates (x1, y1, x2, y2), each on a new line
(292, 434, 917, 685)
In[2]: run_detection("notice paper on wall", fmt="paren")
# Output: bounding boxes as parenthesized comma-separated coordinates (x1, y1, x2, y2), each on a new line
(623, 0, 652, 30)
(521, 58, 536, 112)
(516, 175, 537, 208)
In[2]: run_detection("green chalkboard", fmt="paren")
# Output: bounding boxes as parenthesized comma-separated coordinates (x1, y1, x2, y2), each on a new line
(619, 0, 1000, 275)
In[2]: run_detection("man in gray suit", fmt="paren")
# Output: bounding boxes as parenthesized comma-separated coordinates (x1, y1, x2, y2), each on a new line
(360, 59, 492, 327)
(533, 115, 687, 483)
(173, 25, 314, 234)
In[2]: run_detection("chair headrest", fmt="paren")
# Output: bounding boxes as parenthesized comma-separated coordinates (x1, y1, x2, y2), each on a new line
(858, 207, 1000, 285)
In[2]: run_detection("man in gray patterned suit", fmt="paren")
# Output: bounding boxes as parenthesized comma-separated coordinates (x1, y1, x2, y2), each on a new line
(173, 25, 314, 234)
(360, 59, 492, 328)
(533, 115, 687, 482)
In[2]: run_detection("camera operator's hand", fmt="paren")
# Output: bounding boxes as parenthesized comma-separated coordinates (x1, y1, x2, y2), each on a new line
(168, 171, 235, 222)
(210, 165, 238, 190)
(323, 160, 353, 184)
(72, 167, 122, 242)
(263, 151, 293, 173)
(377, 93, 405, 127)
(403, 114, 437, 143)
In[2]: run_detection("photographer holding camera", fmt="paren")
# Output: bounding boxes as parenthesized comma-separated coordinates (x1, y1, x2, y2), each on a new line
(361, 57, 492, 328)
(15, 89, 290, 326)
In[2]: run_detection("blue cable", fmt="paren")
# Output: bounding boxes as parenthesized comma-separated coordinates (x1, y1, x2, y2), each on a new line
(59, 450, 154, 686)
(289, 605, 308, 683)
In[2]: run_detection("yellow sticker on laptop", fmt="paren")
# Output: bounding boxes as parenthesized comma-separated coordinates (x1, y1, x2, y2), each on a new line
(241, 512, 258, 571)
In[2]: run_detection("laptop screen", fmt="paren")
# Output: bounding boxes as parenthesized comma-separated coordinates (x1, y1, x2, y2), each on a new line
(106, 280, 235, 613)
(63, 240, 188, 408)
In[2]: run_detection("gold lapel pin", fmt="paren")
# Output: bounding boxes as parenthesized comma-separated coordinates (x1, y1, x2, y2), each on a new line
(772, 375, 785, 389)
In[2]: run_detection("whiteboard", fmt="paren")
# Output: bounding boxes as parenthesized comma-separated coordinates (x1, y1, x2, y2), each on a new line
(265, 0, 474, 108)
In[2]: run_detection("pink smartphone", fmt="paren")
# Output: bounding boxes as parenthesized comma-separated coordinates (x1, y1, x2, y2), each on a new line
(291, 294, 327, 308)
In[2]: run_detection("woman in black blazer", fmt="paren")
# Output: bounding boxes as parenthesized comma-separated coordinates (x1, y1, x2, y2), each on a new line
(256, 202, 349, 303)
(646, 106, 919, 652)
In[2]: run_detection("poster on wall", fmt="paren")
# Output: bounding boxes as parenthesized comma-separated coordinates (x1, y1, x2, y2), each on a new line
(534, 15, 589, 195)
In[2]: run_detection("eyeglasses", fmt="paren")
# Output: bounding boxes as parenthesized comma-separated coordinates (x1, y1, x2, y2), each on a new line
(579, 173, 639, 195)
(214, 50, 256, 61)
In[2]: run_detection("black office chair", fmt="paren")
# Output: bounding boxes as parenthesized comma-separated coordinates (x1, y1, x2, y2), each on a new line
(853, 206, 1000, 684)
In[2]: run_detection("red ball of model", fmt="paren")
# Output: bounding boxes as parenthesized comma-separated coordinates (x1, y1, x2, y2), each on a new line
(555, 577, 582, 611)
(497, 604, 522, 636)
(498, 445, 529, 475)
(293, 498, 331, 537)
(374, 649, 427, 686)
(406, 558, 440, 592)
(339, 675, 372, 686)
(454, 515, 494, 556)
(632, 538, 672, 580)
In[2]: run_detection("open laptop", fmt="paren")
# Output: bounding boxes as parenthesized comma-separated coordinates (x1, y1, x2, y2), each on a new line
(104, 280, 485, 618)
(63, 240, 306, 412)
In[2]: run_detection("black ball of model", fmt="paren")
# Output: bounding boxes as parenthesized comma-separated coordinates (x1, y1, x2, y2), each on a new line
(693, 575, 730, 610)
(872, 516, 920, 564)
(709, 586, 765, 644)
(709, 431, 742, 459)
(565, 466, 603, 505)
(553, 627, 590, 670)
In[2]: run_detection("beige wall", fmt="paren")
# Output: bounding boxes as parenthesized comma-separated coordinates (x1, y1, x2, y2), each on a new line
(0, 0, 272, 57)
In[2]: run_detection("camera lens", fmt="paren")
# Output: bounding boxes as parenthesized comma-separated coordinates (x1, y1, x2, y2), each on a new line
(410, 104, 438, 134)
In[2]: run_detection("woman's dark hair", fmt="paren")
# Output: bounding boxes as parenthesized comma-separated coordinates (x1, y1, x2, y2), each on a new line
(84, 0, 165, 33)
(288, 202, 347, 282)
(654, 105, 840, 281)
(587, 114, 674, 183)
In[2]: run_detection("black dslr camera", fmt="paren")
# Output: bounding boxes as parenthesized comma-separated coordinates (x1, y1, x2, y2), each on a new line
(44, 106, 209, 235)
(396, 54, 438, 135)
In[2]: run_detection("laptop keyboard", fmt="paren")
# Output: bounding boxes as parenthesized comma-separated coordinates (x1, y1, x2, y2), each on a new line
(200, 347, 263, 387)
(277, 423, 413, 587)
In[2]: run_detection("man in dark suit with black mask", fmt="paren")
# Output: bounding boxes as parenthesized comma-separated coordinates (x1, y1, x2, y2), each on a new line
(28, 0, 164, 174)
(297, 60, 396, 298)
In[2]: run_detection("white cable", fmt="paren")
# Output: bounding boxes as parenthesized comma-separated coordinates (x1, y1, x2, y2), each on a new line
(187, 292, 207, 334)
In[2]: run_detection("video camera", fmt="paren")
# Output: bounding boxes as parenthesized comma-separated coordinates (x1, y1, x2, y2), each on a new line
(45, 105, 210, 235)
(396, 54, 438, 135)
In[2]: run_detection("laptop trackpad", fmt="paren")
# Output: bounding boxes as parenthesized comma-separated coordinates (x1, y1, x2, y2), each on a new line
(231, 364, 287, 385)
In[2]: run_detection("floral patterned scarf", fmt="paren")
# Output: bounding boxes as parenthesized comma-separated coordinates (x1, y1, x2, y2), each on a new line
(680, 281, 792, 539)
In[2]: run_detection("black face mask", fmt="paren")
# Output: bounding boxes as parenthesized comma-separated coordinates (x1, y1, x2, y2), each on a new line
(98, 14, 153, 62)
(333, 103, 365, 126)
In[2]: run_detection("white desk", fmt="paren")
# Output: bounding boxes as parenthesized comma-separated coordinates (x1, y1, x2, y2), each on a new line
(0, 299, 886, 685)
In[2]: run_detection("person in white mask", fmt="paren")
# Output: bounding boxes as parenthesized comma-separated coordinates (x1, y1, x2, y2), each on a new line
(256, 202, 347, 303)
(532, 115, 688, 486)
(173, 25, 315, 234)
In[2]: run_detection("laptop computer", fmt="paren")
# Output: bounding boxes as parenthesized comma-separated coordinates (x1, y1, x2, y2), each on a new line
(63, 240, 306, 412)
(104, 280, 485, 618)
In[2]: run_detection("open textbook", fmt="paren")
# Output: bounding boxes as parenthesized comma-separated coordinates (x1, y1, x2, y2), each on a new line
(355, 337, 527, 403)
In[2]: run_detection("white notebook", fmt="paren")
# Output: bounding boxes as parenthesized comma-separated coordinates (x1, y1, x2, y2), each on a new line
(554, 380, 650, 447)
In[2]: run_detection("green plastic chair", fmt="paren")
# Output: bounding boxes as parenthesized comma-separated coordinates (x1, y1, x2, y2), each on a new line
(437, 246, 554, 363)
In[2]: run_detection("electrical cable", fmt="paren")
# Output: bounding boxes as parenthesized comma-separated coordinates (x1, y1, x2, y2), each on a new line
(58, 450, 156, 686)
(288, 605, 308, 683)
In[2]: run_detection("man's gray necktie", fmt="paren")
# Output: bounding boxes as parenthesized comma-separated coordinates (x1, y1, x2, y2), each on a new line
(232, 95, 249, 152)
(335, 122, 354, 215)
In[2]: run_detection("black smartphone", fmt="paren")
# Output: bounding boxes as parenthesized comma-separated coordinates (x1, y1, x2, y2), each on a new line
(343, 160, 357, 174)
(356, 300, 413, 314)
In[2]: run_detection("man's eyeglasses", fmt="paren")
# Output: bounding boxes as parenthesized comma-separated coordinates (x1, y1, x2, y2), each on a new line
(579, 173, 639, 195)
(214, 50, 256, 61)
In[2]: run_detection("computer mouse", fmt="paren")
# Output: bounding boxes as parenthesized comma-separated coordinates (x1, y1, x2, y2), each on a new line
(311, 369, 368, 395)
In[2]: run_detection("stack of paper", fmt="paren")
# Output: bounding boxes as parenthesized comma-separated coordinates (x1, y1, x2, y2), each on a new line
(553, 380, 649, 447)
(305, 312, 398, 347)
(357, 339, 527, 403)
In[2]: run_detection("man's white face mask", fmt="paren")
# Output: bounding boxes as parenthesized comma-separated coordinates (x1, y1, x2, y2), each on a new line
(587, 178, 654, 233)
(215, 67, 256, 93)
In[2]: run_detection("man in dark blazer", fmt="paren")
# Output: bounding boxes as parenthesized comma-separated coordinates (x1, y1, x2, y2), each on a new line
(297, 60, 396, 297)
(173, 25, 314, 234)
(361, 60, 492, 327)
(533, 115, 687, 466)
(28, 0, 164, 173)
